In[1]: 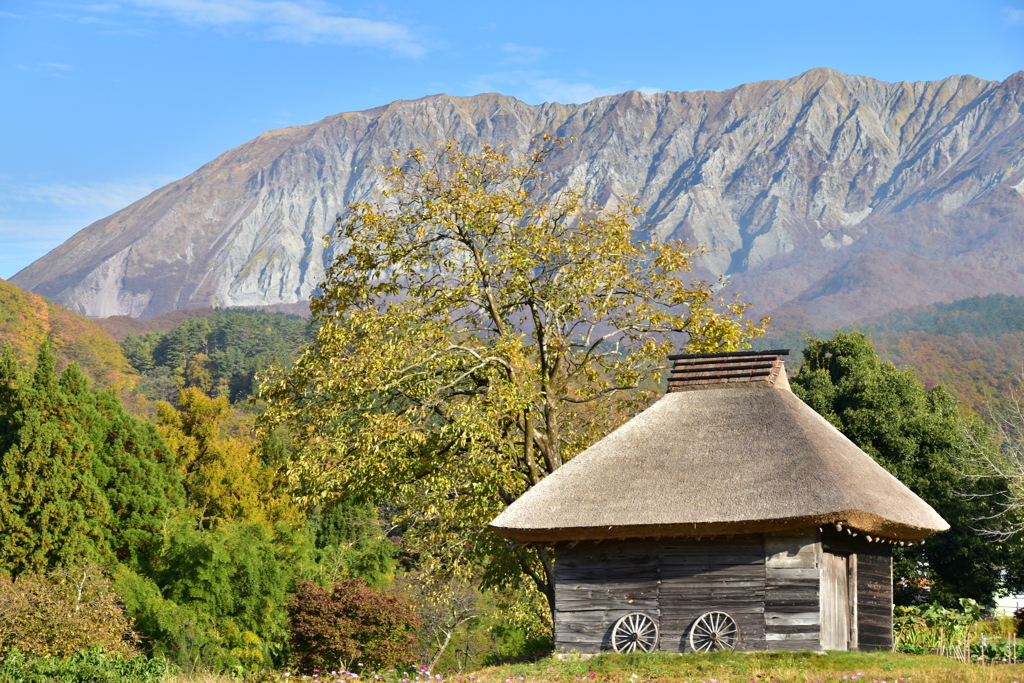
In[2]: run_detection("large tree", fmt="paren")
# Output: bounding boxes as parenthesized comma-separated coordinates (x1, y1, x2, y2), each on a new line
(792, 331, 1018, 606)
(64, 363, 184, 574)
(0, 343, 185, 576)
(259, 138, 767, 613)
(0, 345, 109, 574)
(157, 387, 297, 530)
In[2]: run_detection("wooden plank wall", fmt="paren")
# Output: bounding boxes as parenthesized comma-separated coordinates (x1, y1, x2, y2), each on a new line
(660, 536, 766, 652)
(554, 541, 660, 653)
(855, 549, 893, 651)
(553, 537, 766, 652)
(822, 528, 894, 651)
(554, 531, 884, 654)
(764, 530, 821, 650)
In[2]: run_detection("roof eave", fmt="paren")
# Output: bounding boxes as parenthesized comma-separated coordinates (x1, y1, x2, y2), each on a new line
(489, 509, 949, 544)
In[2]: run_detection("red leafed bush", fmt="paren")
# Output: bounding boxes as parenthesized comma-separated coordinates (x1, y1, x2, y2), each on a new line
(287, 579, 419, 672)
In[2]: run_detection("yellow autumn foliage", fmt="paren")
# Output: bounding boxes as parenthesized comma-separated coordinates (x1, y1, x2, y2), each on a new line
(157, 387, 299, 529)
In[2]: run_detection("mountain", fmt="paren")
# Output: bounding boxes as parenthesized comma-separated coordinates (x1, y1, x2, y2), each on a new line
(11, 68, 1024, 324)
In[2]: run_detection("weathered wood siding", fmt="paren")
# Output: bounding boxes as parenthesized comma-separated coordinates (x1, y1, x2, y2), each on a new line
(554, 530, 893, 653)
(554, 541, 660, 653)
(855, 549, 893, 651)
(820, 551, 854, 650)
(822, 529, 894, 651)
(554, 537, 765, 652)
(764, 531, 821, 650)
(660, 536, 766, 651)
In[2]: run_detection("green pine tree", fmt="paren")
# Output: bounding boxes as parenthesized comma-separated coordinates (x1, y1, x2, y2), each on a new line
(0, 344, 111, 574)
(59, 362, 185, 574)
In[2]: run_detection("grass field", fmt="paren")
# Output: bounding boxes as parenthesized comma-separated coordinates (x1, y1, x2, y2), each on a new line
(466, 651, 1024, 683)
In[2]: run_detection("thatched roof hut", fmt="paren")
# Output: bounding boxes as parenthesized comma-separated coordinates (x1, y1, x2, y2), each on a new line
(490, 350, 947, 543)
(489, 350, 947, 654)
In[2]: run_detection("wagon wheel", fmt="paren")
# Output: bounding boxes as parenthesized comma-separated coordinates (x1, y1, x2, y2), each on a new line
(611, 612, 660, 653)
(689, 611, 739, 652)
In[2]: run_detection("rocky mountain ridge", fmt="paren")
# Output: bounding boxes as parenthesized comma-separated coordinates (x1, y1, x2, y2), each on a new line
(12, 68, 1024, 326)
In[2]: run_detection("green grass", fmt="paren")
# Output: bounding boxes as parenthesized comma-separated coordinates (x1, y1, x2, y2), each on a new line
(468, 650, 1024, 683)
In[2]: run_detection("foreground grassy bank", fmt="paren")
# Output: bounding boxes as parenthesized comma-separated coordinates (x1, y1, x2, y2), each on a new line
(470, 651, 1024, 683)
(6, 650, 1024, 683)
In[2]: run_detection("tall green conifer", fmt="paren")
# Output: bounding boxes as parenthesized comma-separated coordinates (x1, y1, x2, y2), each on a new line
(0, 344, 110, 574)
(60, 362, 185, 573)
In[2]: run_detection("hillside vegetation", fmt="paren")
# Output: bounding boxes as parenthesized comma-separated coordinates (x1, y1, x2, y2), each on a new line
(118, 309, 312, 404)
(759, 294, 1024, 413)
(871, 295, 1024, 412)
(0, 278, 134, 392)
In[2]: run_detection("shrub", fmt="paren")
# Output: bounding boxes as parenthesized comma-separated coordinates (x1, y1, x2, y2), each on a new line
(0, 566, 138, 659)
(117, 519, 307, 674)
(288, 579, 419, 672)
(0, 647, 170, 683)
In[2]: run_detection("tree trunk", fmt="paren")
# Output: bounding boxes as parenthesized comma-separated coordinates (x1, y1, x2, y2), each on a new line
(428, 616, 475, 672)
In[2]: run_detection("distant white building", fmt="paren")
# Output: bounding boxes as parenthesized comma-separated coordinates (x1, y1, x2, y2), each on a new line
(994, 594, 1024, 617)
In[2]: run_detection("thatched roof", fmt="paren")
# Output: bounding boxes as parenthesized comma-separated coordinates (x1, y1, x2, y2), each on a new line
(489, 352, 948, 543)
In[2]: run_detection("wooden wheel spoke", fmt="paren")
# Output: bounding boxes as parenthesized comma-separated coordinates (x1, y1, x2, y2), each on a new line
(689, 612, 739, 653)
(612, 613, 659, 654)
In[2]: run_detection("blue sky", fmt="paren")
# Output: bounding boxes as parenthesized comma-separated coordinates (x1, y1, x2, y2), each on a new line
(1, 0, 1022, 280)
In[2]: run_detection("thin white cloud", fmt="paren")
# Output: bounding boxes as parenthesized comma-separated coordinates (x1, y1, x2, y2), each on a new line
(0, 218, 90, 279)
(502, 43, 547, 65)
(8, 178, 175, 211)
(40, 62, 81, 71)
(1006, 7, 1024, 25)
(469, 70, 618, 105)
(118, 0, 424, 56)
(75, 15, 124, 25)
(0, 218, 80, 242)
(637, 86, 663, 95)
(15, 62, 83, 78)
(529, 78, 618, 104)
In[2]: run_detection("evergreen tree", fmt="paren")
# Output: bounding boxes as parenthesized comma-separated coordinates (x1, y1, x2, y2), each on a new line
(92, 391, 184, 573)
(58, 362, 186, 574)
(792, 331, 1017, 606)
(0, 344, 110, 574)
(0, 345, 20, 455)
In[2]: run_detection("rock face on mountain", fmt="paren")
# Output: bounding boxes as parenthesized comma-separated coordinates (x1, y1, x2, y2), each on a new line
(12, 68, 1024, 326)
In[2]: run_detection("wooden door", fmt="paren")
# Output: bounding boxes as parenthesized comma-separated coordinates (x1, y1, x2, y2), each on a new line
(821, 551, 855, 650)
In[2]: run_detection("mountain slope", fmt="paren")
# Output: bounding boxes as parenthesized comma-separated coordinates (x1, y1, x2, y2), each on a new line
(12, 68, 1024, 323)
(0, 279, 135, 391)
(758, 294, 1024, 413)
